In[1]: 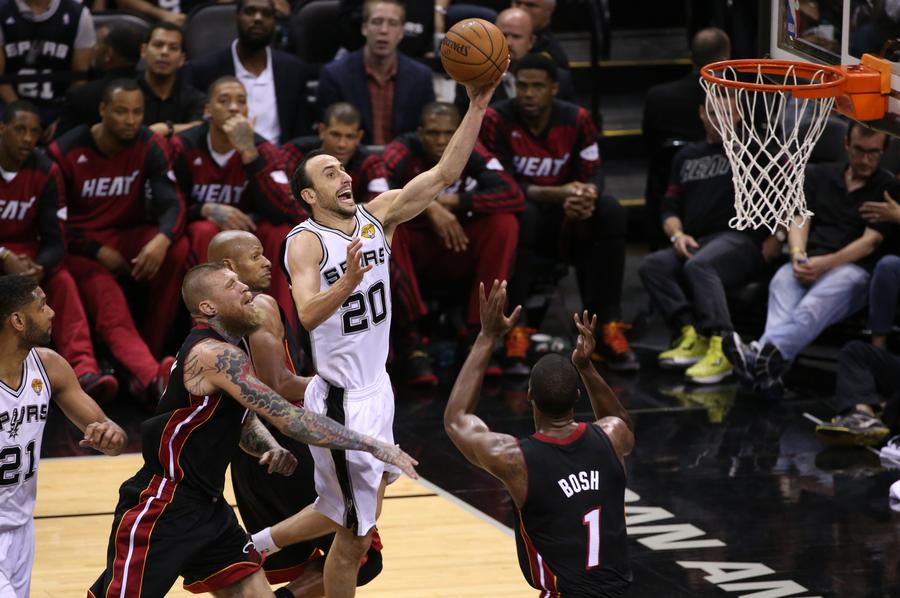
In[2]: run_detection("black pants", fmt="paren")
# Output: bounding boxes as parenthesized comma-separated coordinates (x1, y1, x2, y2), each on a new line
(509, 195, 627, 324)
(638, 231, 763, 335)
(832, 341, 900, 414)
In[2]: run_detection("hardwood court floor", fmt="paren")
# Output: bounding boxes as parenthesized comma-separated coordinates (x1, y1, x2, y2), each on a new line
(31, 454, 533, 597)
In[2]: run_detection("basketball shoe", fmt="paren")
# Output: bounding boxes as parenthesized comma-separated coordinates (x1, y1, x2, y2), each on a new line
(685, 336, 733, 384)
(816, 410, 890, 447)
(593, 321, 639, 371)
(658, 325, 707, 367)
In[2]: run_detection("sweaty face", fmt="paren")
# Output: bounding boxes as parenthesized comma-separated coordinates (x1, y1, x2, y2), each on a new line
(362, 2, 405, 60)
(304, 154, 356, 218)
(497, 12, 534, 62)
(1, 110, 41, 164)
(511, 0, 553, 31)
(237, 0, 276, 51)
(143, 29, 185, 77)
(418, 113, 459, 164)
(21, 288, 53, 348)
(207, 82, 249, 131)
(319, 119, 364, 165)
(514, 69, 557, 118)
(229, 239, 272, 292)
(101, 89, 144, 143)
(846, 127, 886, 180)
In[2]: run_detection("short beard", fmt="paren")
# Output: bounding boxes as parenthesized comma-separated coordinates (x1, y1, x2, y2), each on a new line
(238, 30, 273, 52)
(208, 305, 264, 342)
(20, 318, 50, 351)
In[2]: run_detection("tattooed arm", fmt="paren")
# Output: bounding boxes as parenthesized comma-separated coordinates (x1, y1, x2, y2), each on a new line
(240, 412, 298, 476)
(184, 339, 418, 477)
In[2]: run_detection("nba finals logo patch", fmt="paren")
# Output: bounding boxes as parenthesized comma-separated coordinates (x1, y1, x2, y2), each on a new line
(361, 224, 376, 239)
(31, 379, 42, 395)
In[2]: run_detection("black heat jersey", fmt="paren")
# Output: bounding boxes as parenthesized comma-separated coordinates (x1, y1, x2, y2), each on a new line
(0, 0, 86, 106)
(515, 423, 631, 597)
(140, 324, 247, 497)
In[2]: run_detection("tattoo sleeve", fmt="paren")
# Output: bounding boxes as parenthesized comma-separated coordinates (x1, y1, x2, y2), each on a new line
(239, 413, 279, 457)
(214, 345, 384, 453)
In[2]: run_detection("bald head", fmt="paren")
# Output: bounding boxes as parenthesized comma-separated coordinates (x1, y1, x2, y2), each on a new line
(182, 262, 231, 316)
(691, 27, 730, 70)
(497, 8, 535, 61)
(208, 230, 261, 262)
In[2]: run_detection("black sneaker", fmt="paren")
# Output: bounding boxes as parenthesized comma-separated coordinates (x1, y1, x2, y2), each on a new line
(816, 410, 890, 447)
(401, 350, 438, 386)
(592, 321, 640, 372)
(722, 332, 757, 386)
(752, 342, 787, 399)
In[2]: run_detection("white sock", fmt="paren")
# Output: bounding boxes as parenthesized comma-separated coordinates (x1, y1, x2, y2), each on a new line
(251, 527, 281, 555)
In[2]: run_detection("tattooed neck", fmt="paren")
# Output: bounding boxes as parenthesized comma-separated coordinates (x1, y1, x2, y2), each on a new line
(207, 317, 247, 344)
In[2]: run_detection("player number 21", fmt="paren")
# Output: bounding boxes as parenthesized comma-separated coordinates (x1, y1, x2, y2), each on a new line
(582, 506, 602, 569)
(0, 440, 37, 486)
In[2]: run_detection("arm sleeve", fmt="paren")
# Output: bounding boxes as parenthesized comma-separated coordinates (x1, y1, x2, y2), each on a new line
(169, 137, 204, 221)
(659, 150, 685, 223)
(280, 143, 304, 183)
(243, 142, 302, 223)
(575, 108, 604, 193)
(145, 137, 186, 239)
(381, 141, 413, 188)
(457, 147, 525, 214)
(47, 142, 99, 257)
(34, 165, 66, 270)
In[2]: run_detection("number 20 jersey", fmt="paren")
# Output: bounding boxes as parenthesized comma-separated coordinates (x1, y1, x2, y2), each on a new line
(283, 205, 391, 390)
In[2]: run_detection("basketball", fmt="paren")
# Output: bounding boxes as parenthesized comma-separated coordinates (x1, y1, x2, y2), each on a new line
(440, 18, 509, 88)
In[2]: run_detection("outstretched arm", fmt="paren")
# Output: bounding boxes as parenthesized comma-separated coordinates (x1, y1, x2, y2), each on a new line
(444, 281, 527, 506)
(570, 312, 635, 462)
(184, 339, 417, 478)
(39, 348, 127, 456)
(367, 70, 509, 233)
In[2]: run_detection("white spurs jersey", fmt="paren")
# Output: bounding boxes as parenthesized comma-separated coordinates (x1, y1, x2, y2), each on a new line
(284, 205, 392, 390)
(0, 349, 52, 530)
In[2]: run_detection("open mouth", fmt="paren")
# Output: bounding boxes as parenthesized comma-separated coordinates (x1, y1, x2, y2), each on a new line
(337, 187, 353, 203)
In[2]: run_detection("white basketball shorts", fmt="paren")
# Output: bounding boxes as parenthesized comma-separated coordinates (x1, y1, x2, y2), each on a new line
(0, 520, 34, 598)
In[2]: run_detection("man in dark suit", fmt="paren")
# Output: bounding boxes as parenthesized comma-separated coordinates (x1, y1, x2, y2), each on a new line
(185, 0, 314, 144)
(453, 7, 573, 112)
(317, 0, 435, 146)
(642, 27, 730, 247)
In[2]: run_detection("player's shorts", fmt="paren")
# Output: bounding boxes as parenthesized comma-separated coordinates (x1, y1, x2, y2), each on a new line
(88, 468, 263, 597)
(0, 520, 34, 598)
(304, 372, 400, 537)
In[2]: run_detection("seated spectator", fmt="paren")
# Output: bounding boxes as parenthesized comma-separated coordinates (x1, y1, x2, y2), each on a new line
(384, 101, 523, 375)
(56, 21, 144, 137)
(48, 79, 186, 403)
(186, 0, 315, 144)
(318, 0, 435, 145)
(116, 0, 206, 28)
(642, 28, 730, 248)
(0, 101, 117, 403)
(281, 102, 389, 204)
(510, 0, 568, 68)
(859, 192, 900, 349)
(724, 123, 898, 399)
(480, 53, 635, 373)
(638, 102, 776, 385)
(170, 76, 300, 326)
(338, 0, 436, 59)
(138, 22, 205, 139)
(0, 0, 95, 128)
(453, 7, 574, 112)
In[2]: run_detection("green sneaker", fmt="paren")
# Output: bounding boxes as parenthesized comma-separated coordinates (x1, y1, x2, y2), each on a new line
(658, 325, 708, 367)
(686, 336, 733, 384)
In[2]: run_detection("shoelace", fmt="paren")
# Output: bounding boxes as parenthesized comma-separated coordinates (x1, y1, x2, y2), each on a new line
(602, 322, 632, 354)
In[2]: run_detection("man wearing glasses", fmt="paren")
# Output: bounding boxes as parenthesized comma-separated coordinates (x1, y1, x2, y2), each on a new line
(724, 121, 900, 400)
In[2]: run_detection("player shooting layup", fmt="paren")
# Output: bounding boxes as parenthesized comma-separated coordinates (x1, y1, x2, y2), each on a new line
(248, 70, 507, 597)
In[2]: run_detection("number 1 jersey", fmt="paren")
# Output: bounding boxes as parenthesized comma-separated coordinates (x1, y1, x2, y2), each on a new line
(283, 205, 392, 390)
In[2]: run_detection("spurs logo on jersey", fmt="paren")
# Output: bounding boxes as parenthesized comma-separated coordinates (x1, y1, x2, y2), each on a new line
(283, 205, 392, 390)
(0, 196, 35, 220)
(81, 170, 141, 198)
(4, 40, 70, 60)
(0, 349, 52, 531)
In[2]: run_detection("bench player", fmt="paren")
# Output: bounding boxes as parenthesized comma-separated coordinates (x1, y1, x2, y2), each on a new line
(249, 69, 508, 597)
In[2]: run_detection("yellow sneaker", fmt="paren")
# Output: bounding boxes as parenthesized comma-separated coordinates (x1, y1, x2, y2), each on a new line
(658, 325, 708, 367)
(685, 336, 733, 384)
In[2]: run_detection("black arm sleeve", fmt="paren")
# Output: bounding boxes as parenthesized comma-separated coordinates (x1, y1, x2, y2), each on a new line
(34, 167, 66, 270)
(146, 138, 186, 239)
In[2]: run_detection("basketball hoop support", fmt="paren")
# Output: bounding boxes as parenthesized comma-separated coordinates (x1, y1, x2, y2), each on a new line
(830, 54, 892, 122)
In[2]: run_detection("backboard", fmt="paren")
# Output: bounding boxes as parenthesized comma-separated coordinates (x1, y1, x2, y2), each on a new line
(766, 0, 900, 137)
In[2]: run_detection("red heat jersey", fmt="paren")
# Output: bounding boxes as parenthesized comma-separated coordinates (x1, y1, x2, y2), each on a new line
(171, 123, 303, 224)
(480, 99, 604, 195)
(280, 136, 389, 204)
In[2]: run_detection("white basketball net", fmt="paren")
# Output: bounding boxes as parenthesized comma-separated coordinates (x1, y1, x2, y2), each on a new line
(701, 64, 837, 234)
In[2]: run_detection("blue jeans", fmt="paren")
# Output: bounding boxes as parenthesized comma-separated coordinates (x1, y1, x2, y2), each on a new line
(868, 255, 900, 336)
(759, 262, 870, 361)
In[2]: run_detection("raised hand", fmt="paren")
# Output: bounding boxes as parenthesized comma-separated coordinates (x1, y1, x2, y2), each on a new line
(571, 310, 598, 370)
(259, 447, 299, 476)
(466, 57, 511, 110)
(479, 279, 522, 339)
